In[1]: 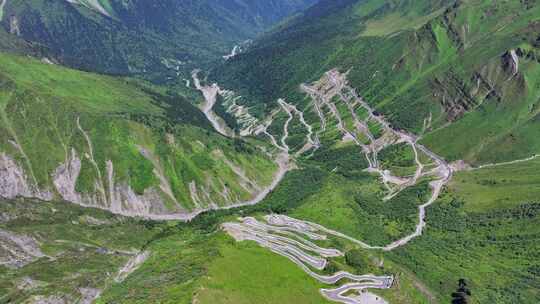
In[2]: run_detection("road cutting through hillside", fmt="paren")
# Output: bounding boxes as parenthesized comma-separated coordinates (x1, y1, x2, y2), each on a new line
(192, 68, 453, 251)
(470, 154, 540, 170)
(194, 68, 454, 303)
(223, 45, 240, 60)
(302, 70, 452, 209)
(223, 216, 393, 304)
(226, 70, 452, 303)
(145, 91, 295, 220)
(278, 99, 319, 154)
(194, 68, 452, 249)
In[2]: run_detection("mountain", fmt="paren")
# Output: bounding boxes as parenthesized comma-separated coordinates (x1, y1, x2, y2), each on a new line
(0, 2, 312, 301)
(212, 0, 540, 164)
(1, 1, 540, 304)
(0, 0, 317, 80)
(0, 51, 280, 220)
(198, 0, 540, 302)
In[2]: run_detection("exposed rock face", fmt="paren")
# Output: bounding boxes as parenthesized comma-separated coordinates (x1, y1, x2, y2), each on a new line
(78, 215, 110, 226)
(0, 142, 280, 220)
(28, 295, 66, 304)
(503, 49, 520, 77)
(136, 146, 179, 207)
(188, 181, 203, 208)
(115, 251, 150, 283)
(0, 142, 177, 218)
(53, 148, 82, 204)
(0, 153, 31, 199)
(0, 112, 278, 220)
(0, 0, 7, 22)
(16, 277, 44, 291)
(0, 153, 51, 201)
(65, 0, 111, 17)
(51, 149, 174, 218)
(78, 287, 102, 304)
(432, 74, 478, 122)
(434, 48, 527, 121)
(0, 229, 45, 269)
(450, 160, 472, 171)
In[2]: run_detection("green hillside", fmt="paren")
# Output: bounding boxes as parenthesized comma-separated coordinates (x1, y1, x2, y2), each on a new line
(193, 0, 540, 303)
(212, 0, 540, 164)
(0, 198, 160, 303)
(0, 51, 277, 219)
(0, 0, 316, 81)
(1, 1, 540, 303)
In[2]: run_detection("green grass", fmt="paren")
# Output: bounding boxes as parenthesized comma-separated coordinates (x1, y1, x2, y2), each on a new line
(0, 52, 161, 114)
(0, 52, 277, 211)
(383, 150, 540, 303)
(379, 143, 417, 176)
(389, 195, 540, 303)
(361, 8, 446, 37)
(290, 175, 376, 238)
(195, 234, 331, 304)
(4, 1, 540, 303)
(13, 152, 537, 304)
(449, 158, 540, 212)
(282, 165, 430, 246)
(97, 229, 218, 304)
(97, 211, 328, 304)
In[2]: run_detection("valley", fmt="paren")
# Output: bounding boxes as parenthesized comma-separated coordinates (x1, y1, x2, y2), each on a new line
(0, 0, 317, 79)
(0, 52, 298, 221)
(0, 0, 539, 303)
(195, 67, 454, 303)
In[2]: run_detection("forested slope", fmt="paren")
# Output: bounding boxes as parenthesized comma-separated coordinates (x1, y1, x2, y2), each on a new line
(0, 0, 316, 80)
(212, 0, 540, 165)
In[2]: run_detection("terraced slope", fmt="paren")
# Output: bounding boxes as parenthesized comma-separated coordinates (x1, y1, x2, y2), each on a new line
(0, 52, 278, 219)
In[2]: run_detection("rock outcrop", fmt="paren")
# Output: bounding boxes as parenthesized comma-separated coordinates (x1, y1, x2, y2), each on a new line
(51, 149, 176, 218)
(0, 229, 45, 268)
(0, 153, 52, 201)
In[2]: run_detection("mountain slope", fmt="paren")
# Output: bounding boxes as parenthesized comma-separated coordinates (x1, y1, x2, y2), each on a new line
(211, 0, 540, 165)
(0, 0, 316, 80)
(1, 1, 539, 303)
(192, 0, 540, 303)
(211, 0, 451, 108)
(0, 51, 278, 219)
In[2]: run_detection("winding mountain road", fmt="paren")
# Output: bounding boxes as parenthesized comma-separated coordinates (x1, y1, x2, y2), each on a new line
(223, 217, 393, 304)
(303, 70, 454, 249)
(194, 68, 455, 303)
